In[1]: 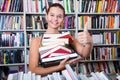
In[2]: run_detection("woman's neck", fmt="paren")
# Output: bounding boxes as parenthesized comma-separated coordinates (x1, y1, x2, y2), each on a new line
(45, 28, 59, 34)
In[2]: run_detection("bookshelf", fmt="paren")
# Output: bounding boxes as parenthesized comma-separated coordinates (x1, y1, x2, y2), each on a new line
(0, 0, 120, 79)
(0, 0, 25, 79)
(75, 0, 120, 77)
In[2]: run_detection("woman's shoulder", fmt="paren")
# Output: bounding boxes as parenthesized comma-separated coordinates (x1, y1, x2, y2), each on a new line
(30, 36, 42, 46)
(32, 36, 42, 41)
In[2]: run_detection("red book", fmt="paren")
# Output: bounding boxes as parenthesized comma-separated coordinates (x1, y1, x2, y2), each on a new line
(39, 42, 65, 55)
(41, 45, 72, 58)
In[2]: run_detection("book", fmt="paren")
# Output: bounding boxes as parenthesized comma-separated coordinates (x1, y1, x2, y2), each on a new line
(65, 64, 79, 80)
(7, 71, 41, 80)
(39, 42, 65, 54)
(42, 38, 69, 46)
(49, 53, 70, 57)
(41, 45, 72, 58)
(43, 31, 73, 43)
(99, 71, 112, 80)
(41, 53, 78, 63)
(61, 69, 73, 80)
(90, 72, 100, 80)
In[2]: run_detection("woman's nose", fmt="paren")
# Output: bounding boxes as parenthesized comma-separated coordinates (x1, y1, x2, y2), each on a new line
(54, 16, 58, 21)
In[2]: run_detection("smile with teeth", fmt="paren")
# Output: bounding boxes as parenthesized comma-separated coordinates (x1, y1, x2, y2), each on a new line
(51, 21, 58, 25)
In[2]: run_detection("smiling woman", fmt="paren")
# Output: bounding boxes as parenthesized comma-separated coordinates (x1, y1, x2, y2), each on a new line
(29, 3, 93, 76)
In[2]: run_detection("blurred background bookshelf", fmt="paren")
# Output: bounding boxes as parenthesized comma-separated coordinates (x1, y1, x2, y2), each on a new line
(0, 0, 120, 79)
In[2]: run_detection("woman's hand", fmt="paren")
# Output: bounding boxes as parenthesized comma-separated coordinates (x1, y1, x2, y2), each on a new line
(58, 57, 81, 70)
(77, 24, 93, 45)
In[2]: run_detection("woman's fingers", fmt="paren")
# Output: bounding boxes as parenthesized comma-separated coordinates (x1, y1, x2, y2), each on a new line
(67, 57, 81, 65)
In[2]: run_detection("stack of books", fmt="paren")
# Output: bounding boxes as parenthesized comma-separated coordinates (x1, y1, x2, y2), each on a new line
(39, 32, 78, 63)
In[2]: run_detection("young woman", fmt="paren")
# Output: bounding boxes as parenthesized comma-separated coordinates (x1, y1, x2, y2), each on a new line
(29, 3, 93, 76)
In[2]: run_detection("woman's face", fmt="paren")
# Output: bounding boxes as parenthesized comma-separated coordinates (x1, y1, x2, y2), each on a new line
(46, 7, 64, 29)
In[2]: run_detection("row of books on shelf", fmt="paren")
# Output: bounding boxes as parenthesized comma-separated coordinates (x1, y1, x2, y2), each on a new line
(39, 32, 78, 63)
(92, 31, 120, 44)
(0, 0, 23, 12)
(77, 0, 120, 13)
(26, 15, 75, 30)
(25, 0, 120, 13)
(0, 32, 24, 47)
(2, 15, 118, 31)
(77, 61, 120, 75)
(7, 64, 119, 80)
(90, 47, 120, 60)
(25, 0, 75, 13)
(25, 0, 49, 13)
(78, 15, 120, 30)
(0, 15, 24, 30)
(0, 50, 24, 64)
(26, 15, 120, 30)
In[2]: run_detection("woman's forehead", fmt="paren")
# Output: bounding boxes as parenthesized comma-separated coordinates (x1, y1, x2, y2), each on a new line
(49, 7, 64, 14)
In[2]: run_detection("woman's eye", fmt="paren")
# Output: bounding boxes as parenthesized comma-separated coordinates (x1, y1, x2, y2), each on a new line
(58, 16, 62, 18)
(50, 15, 54, 16)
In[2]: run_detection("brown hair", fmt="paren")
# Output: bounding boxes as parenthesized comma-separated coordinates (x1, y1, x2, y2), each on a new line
(46, 3, 65, 17)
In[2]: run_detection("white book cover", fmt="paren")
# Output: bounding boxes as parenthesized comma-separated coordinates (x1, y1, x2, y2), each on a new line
(43, 32, 71, 39)
(27, 71, 32, 80)
(35, 75, 41, 80)
(7, 73, 14, 80)
(99, 71, 111, 80)
(18, 72, 24, 80)
(82, 74, 89, 80)
(32, 0, 36, 12)
(114, 15, 119, 29)
(31, 73, 36, 80)
(56, 72, 62, 80)
(61, 69, 73, 80)
(116, 74, 120, 80)
(65, 64, 79, 80)
(52, 72, 58, 80)
(49, 53, 69, 57)
(23, 73, 28, 80)
(95, 72, 105, 80)
(90, 72, 100, 80)
(47, 74, 53, 80)
(13, 73, 18, 80)
(42, 53, 78, 63)
(42, 38, 69, 46)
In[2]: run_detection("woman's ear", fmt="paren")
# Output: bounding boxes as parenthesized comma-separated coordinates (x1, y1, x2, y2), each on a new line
(60, 20, 64, 29)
